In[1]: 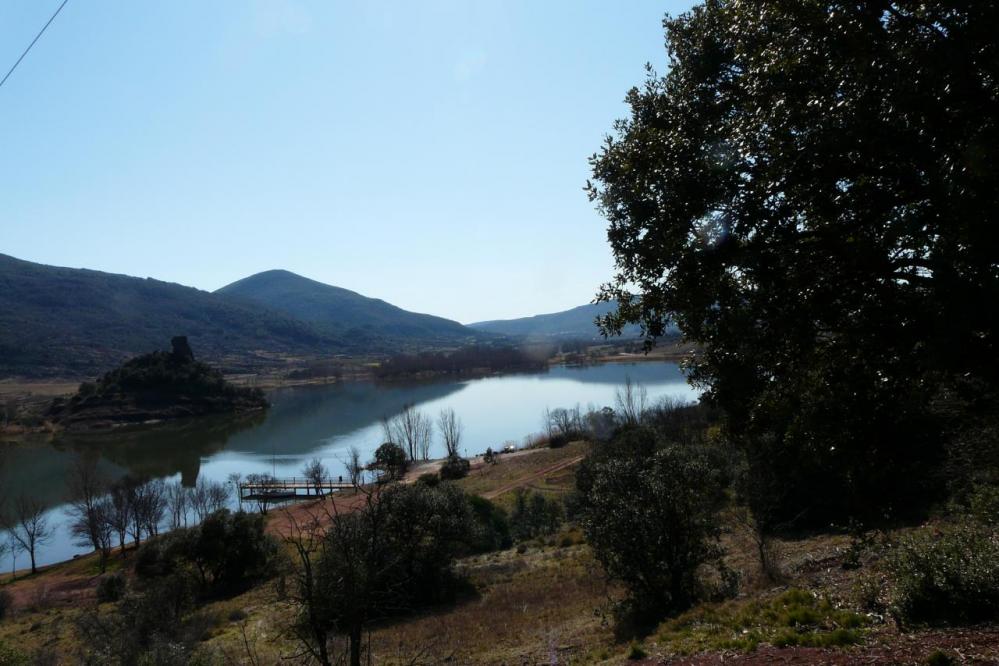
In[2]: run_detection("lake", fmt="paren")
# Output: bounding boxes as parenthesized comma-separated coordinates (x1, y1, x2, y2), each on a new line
(0, 361, 694, 568)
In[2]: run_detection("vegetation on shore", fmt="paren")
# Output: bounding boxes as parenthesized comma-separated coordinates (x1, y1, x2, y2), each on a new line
(45, 337, 267, 430)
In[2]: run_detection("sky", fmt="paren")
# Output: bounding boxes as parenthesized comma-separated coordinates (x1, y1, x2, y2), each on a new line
(1, 0, 692, 324)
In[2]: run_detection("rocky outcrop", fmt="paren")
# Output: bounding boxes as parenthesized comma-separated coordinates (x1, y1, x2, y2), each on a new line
(47, 338, 268, 430)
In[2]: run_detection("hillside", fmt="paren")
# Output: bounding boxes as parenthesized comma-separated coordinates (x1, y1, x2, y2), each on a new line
(0, 254, 344, 378)
(216, 269, 479, 345)
(469, 301, 664, 341)
(46, 337, 268, 430)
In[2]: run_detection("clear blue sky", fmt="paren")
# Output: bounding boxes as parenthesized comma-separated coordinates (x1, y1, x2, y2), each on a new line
(1, 0, 691, 323)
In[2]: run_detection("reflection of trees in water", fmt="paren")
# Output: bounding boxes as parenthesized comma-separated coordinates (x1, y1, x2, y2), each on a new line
(0, 364, 685, 517)
(0, 434, 86, 512)
(0, 412, 267, 517)
(547, 361, 687, 386)
(220, 380, 464, 457)
(56, 411, 266, 487)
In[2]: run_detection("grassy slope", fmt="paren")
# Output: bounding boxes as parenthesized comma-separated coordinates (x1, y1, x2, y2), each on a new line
(2, 441, 998, 664)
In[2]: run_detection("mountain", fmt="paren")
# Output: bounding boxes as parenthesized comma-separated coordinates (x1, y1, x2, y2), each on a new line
(0, 254, 345, 378)
(469, 302, 664, 341)
(215, 270, 478, 345)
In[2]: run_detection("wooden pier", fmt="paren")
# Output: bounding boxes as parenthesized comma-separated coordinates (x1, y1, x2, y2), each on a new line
(238, 477, 354, 501)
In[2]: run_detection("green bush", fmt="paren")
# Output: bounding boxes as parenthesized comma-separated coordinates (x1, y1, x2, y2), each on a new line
(136, 510, 278, 595)
(467, 495, 512, 553)
(510, 490, 562, 541)
(967, 484, 999, 526)
(0, 642, 28, 666)
(96, 572, 127, 603)
(416, 472, 440, 487)
(575, 433, 728, 626)
(440, 455, 471, 480)
(77, 568, 201, 665)
(372, 442, 409, 481)
(875, 522, 999, 625)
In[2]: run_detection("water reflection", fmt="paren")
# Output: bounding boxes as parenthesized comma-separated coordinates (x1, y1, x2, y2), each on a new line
(0, 361, 694, 567)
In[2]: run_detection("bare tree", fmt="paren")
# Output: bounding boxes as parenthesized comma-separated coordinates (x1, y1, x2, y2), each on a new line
(190, 478, 230, 523)
(140, 479, 167, 538)
(7, 494, 53, 574)
(227, 472, 244, 512)
(345, 445, 364, 487)
(615, 376, 648, 426)
(67, 460, 113, 571)
(245, 473, 278, 515)
(383, 405, 434, 461)
(302, 458, 329, 496)
(166, 482, 188, 530)
(205, 479, 230, 515)
(438, 408, 463, 458)
(107, 480, 132, 554)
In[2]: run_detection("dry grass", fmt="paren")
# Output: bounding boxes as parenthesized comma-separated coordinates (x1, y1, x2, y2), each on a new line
(366, 543, 618, 665)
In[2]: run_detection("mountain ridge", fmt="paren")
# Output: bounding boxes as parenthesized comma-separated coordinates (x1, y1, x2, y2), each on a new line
(469, 301, 654, 340)
(215, 269, 478, 344)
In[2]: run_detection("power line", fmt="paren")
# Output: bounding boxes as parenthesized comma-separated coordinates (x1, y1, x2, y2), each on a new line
(0, 0, 71, 90)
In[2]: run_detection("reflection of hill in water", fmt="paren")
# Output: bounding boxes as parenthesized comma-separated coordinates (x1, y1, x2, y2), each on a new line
(221, 380, 464, 457)
(55, 412, 266, 486)
(0, 365, 684, 516)
(0, 435, 97, 510)
(547, 362, 687, 386)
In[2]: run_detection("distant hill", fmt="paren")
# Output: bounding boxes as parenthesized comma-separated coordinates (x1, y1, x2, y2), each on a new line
(0, 254, 345, 378)
(469, 302, 671, 341)
(216, 270, 479, 345)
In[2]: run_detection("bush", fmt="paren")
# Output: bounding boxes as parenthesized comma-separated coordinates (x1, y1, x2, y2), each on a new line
(575, 431, 728, 626)
(467, 495, 512, 553)
(510, 490, 562, 541)
(0, 590, 13, 621)
(136, 510, 278, 595)
(871, 522, 999, 626)
(371, 442, 409, 481)
(96, 572, 127, 603)
(966, 484, 999, 526)
(190, 510, 279, 593)
(439, 455, 471, 480)
(416, 472, 440, 487)
(0, 642, 27, 666)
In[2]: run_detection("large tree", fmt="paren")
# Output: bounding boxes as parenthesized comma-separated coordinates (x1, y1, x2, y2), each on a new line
(589, 1, 999, 524)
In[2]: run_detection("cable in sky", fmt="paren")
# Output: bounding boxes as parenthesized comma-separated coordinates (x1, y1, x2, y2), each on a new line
(0, 0, 71, 90)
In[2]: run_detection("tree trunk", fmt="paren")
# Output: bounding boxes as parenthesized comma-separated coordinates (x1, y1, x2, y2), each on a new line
(29, 549, 36, 575)
(350, 624, 362, 666)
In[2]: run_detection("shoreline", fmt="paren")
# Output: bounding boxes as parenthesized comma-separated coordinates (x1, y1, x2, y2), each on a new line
(1, 353, 693, 435)
(0, 442, 567, 581)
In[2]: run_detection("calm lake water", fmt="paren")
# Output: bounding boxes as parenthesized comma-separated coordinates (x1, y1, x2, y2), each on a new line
(0, 361, 694, 568)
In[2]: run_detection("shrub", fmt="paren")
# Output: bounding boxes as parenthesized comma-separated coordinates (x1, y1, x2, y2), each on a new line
(96, 572, 127, 603)
(872, 522, 999, 626)
(627, 643, 647, 660)
(467, 495, 512, 553)
(136, 510, 278, 595)
(0, 590, 13, 621)
(967, 484, 999, 526)
(0, 642, 27, 666)
(190, 510, 279, 593)
(510, 490, 563, 542)
(416, 472, 440, 487)
(576, 434, 728, 626)
(439, 455, 471, 480)
(371, 442, 409, 481)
